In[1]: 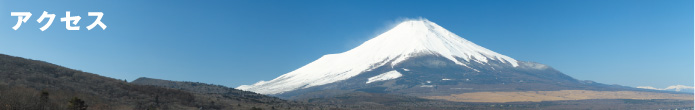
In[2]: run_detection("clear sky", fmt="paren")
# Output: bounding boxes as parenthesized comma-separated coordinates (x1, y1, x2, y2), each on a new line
(1, 0, 692, 89)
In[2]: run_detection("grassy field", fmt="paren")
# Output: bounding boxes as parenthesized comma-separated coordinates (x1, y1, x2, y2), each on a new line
(424, 90, 693, 102)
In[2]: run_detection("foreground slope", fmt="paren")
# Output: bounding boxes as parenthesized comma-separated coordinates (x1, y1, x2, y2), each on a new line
(0, 54, 323, 110)
(0, 54, 196, 109)
(130, 77, 316, 109)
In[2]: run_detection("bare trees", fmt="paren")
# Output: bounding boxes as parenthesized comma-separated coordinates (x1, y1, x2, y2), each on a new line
(68, 97, 88, 110)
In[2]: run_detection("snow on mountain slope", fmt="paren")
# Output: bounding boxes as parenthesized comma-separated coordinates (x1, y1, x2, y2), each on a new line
(366, 70, 403, 84)
(237, 19, 519, 94)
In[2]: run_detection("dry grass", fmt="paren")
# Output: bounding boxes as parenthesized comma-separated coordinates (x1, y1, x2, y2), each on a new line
(423, 90, 694, 103)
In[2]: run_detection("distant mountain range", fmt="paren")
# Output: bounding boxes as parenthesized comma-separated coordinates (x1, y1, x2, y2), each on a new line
(638, 85, 695, 93)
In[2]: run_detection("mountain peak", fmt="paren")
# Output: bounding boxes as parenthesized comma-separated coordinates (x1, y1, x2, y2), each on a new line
(346, 19, 518, 67)
(238, 19, 519, 94)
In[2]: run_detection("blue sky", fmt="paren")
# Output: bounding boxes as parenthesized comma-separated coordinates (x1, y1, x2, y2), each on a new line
(0, 0, 692, 88)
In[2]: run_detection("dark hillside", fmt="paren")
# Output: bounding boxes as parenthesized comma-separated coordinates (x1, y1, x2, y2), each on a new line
(131, 77, 318, 109)
(0, 54, 321, 110)
(0, 54, 197, 109)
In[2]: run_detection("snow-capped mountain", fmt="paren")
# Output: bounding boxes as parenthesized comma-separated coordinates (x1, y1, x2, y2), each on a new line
(638, 85, 695, 93)
(237, 19, 520, 94)
(236, 19, 654, 99)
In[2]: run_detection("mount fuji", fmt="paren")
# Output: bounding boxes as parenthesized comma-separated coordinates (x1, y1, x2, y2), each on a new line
(237, 19, 662, 98)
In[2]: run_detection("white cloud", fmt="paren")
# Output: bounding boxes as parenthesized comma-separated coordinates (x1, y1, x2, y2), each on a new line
(637, 85, 694, 92)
